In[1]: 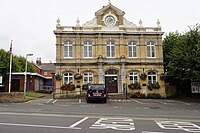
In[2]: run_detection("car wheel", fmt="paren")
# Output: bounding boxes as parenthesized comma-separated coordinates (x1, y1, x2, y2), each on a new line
(87, 100, 90, 103)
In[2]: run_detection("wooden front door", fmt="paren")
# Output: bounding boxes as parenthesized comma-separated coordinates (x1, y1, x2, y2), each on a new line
(105, 76, 118, 93)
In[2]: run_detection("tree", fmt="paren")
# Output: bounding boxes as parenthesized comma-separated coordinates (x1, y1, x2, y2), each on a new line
(163, 24, 200, 80)
(163, 24, 200, 96)
(0, 49, 10, 76)
(0, 49, 35, 76)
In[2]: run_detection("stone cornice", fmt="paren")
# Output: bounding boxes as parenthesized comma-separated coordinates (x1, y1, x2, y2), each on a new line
(54, 30, 164, 36)
(55, 62, 164, 66)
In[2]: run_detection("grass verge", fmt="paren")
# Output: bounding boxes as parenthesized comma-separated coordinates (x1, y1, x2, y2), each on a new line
(26, 92, 44, 98)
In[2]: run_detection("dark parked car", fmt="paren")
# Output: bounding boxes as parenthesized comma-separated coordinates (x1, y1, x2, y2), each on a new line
(86, 84, 107, 103)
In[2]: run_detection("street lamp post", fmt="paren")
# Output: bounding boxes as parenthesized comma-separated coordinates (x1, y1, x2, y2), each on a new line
(24, 54, 33, 96)
(51, 72, 55, 99)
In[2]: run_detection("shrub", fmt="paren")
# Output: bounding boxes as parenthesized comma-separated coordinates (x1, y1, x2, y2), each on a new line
(55, 74, 62, 81)
(82, 84, 89, 90)
(74, 73, 82, 80)
(147, 92, 161, 99)
(130, 92, 146, 98)
(128, 82, 141, 90)
(61, 83, 75, 91)
(140, 73, 147, 80)
(147, 82, 160, 91)
(130, 93, 137, 98)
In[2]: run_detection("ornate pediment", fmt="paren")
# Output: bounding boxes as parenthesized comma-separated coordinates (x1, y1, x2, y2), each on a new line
(82, 17, 97, 27)
(123, 18, 137, 28)
(95, 3, 125, 16)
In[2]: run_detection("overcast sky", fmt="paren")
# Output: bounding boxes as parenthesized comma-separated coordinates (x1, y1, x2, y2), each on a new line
(0, 0, 199, 63)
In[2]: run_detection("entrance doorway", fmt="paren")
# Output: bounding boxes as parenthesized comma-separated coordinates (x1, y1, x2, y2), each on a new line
(105, 69, 118, 93)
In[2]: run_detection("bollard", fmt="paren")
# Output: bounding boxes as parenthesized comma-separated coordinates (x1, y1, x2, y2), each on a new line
(78, 99, 81, 103)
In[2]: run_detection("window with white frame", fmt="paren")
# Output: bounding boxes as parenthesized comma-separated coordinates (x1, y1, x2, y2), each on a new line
(128, 41, 137, 58)
(129, 72, 138, 83)
(64, 40, 73, 58)
(83, 40, 92, 58)
(64, 73, 73, 84)
(44, 72, 47, 76)
(83, 73, 93, 84)
(106, 40, 115, 58)
(148, 72, 157, 83)
(147, 41, 155, 58)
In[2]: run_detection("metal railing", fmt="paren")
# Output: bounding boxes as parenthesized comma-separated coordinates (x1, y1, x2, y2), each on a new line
(53, 89, 87, 99)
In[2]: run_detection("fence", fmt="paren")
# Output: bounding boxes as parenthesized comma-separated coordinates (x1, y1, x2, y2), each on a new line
(53, 89, 87, 99)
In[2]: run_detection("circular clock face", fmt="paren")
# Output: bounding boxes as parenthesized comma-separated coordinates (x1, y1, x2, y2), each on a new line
(104, 15, 116, 26)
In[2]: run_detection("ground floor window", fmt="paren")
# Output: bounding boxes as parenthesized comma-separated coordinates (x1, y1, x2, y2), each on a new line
(148, 72, 157, 83)
(83, 73, 93, 84)
(129, 72, 138, 83)
(64, 73, 73, 84)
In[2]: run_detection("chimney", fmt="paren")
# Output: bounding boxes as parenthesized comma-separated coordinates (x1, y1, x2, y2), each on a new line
(36, 57, 41, 65)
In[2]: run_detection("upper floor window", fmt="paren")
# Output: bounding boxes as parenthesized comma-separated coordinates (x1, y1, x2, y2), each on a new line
(83, 40, 92, 58)
(64, 73, 73, 84)
(148, 72, 157, 83)
(83, 73, 93, 84)
(128, 41, 137, 58)
(106, 40, 115, 58)
(129, 72, 138, 83)
(147, 41, 155, 58)
(44, 72, 47, 76)
(64, 40, 73, 58)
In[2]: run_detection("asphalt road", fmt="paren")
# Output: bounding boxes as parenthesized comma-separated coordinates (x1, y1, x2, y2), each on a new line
(0, 96, 200, 133)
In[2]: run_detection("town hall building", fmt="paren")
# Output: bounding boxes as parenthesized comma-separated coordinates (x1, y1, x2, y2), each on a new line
(54, 1, 166, 97)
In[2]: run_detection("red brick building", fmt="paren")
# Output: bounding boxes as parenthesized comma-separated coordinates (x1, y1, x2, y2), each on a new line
(4, 58, 55, 93)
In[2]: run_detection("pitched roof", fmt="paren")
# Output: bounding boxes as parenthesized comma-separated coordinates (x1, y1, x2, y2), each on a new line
(39, 63, 55, 72)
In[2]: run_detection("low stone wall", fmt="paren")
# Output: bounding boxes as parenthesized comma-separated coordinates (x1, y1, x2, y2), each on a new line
(0, 92, 25, 103)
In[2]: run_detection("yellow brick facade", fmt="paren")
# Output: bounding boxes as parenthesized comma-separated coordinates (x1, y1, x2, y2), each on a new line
(54, 3, 166, 97)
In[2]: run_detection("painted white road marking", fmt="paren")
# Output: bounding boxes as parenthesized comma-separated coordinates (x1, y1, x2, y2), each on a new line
(132, 99, 143, 104)
(142, 131, 165, 133)
(90, 118, 135, 130)
(69, 117, 88, 128)
(47, 99, 53, 103)
(52, 99, 58, 104)
(155, 121, 200, 132)
(0, 122, 81, 129)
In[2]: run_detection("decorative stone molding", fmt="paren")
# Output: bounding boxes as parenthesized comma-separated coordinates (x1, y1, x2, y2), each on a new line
(82, 17, 97, 27)
(123, 18, 137, 28)
(76, 17, 80, 26)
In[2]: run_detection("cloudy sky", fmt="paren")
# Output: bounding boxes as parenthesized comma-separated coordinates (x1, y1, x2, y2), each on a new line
(0, 0, 199, 63)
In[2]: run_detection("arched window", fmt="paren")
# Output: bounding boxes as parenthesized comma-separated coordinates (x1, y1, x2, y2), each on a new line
(64, 73, 73, 84)
(83, 40, 92, 58)
(129, 72, 138, 83)
(106, 40, 115, 58)
(83, 73, 93, 84)
(128, 41, 137, 58)
(147, 41, 155, 57)
(148, 72, 157, 83)
(64, 40, 73, 58)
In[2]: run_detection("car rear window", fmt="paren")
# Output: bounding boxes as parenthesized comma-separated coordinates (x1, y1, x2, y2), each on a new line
(90, 85, 104, 90)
